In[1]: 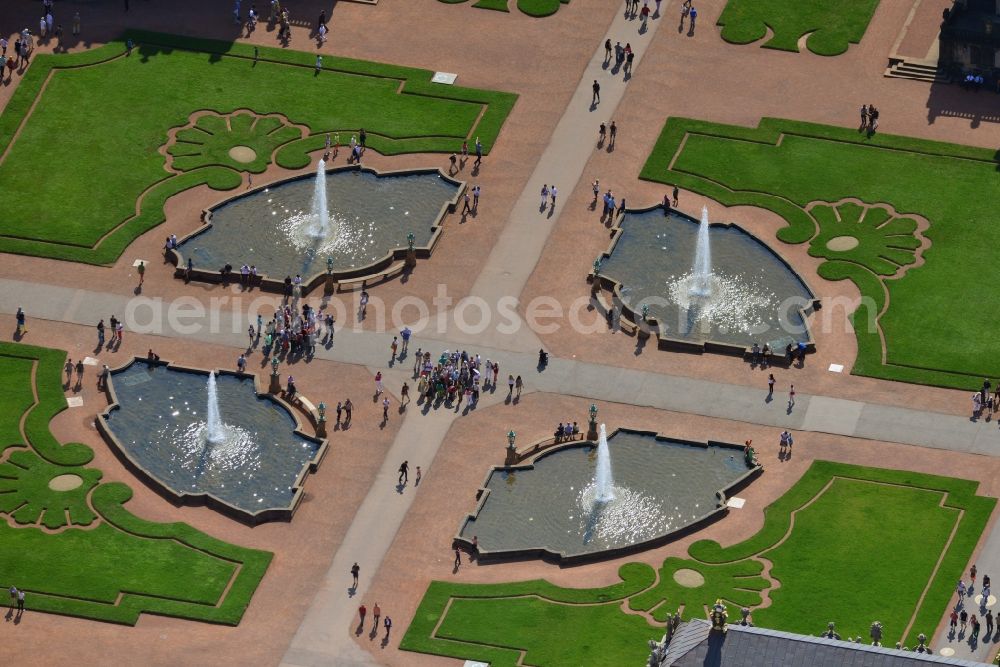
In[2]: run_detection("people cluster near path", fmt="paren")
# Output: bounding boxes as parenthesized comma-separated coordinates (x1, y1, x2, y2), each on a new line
(260, 299, 334, 360)
(952, 567, 995, 641)
(7, 586, 25, 616)
(411, 349, 514, 411)
(357, 601, 392, 641)
(859, 104, 880, 137)
(597, 120, 618, 150)
(448, 137, 483, 175)
(2, 28, 35, 85)
(972, 378, 999, 420)
(961, 72, 986, 92)
(554, 421, 580, 442)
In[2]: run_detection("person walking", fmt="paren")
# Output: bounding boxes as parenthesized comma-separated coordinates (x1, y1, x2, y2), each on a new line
(454, 547, 462, 568)
(72, 11, 81, 35)
(373, 602, 381, 629)
(987, 610, 994, 636)
(315, 55, 323, 73)
(351, 562, 360, 587)
(400, 327, 411, 353)
(383, 616, 392, 640)
(507, 374, 515, 397)
(960, 608, 969, 631)
(7, 586, 16, 610)
(609, 121, 617, 147)
(592, 80, 600, 105)
(15, 307, 26, 336)
(390, 336, 398, 360)
(398, 460, 409, 484)
(401, 382, 410, 405)
(474, 137, 483, 167)
(550, 185, 558, 208)
(540, 184, 549, 210)
(75, 359, 84, 384)
(767, 373, 775, 398)
(382, 396, 390, 422)
(137, 260, 145, 285)
(358, 604, 367, 626)
(461, 190, 472, 214)
(344, 398, 353, 426)
(604, 38, 612, 63)
(16, 588, 23, 613)
(97, 319, 105, 347)
(237, 354, 247, 372)
(788, 384, 795, 408)
(515, 375, 523, 397)
(374, 371, 383, 396)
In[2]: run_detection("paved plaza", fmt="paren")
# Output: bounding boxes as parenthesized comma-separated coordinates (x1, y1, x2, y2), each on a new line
(2, 0, 1000, 665)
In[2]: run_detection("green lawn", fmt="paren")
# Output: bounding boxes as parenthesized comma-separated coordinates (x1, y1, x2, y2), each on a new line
(0, 343, 271, 625)
(0, 31, 516, 264)
(441, 0, 570, 17)
(717, 0, 880, 55)
(403, 461, 994, 663)
(754, 479, 957, 636)
(641, 117, 1000, 389)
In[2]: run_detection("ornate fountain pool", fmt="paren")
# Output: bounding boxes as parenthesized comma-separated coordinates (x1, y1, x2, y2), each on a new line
(458, 429, 758, 562)
(177, 166, 460, 283)
(99, 360, 325, 523)
(600, 207, 815, 350)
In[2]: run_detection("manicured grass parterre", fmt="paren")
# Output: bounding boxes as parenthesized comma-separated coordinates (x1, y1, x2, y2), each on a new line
(402, 461, 994, 663)
(0, 343, 271, 625)
(0, 31, 516, 265)
(717, 0, 880, 56)
(641, 117, 1000, 389)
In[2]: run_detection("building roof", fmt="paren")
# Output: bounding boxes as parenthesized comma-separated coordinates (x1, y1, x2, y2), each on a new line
(661, 620, 991, 667)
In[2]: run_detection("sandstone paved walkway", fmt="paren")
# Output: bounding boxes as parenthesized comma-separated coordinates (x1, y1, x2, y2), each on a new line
(936, 523, 1000, 662)
(280, 404, 459, 667)
(0, 278, 997, 456)
(466, 0, 665, 352)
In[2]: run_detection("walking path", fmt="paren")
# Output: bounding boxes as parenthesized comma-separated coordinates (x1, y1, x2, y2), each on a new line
(466, 0, 664, 351)
(280, 405, 459, 667)
(936, 525, 1000, 662)
(279, 11, 675, 661)
(0, 277, 996, 455)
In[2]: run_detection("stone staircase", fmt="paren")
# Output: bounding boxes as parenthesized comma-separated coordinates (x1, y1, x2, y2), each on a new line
(885, 58, 950, 83)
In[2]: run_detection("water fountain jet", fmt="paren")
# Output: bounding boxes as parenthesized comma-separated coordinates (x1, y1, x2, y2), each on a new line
(689, 206, 713, 298)
(205, 371, 226, 444)
(594, 423, 615, 503)
(307, 159, 332, 239)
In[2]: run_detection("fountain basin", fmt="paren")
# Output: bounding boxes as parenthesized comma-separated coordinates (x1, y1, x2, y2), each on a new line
(170, 165, 463, 293)
(456, 428, 761, 564)
(97, 358, 327, 524)
(594, 206, 818, 354)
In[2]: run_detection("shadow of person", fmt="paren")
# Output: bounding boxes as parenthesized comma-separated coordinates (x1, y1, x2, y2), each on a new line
(348, 585, 357, 597)
(688, 23, 696, 37)
(589, 101, 598, 112)
(369, 625, 379, 641)
(381, 634, 390, 648)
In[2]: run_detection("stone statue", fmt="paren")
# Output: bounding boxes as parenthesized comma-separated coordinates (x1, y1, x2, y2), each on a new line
(870, 621, 882, 646)
(740, 607, 752, 626)
(915, 633, 929, 653)
(710, 600, 728, 632)
(646, 638, 665, 667)
(821, 622, 841, 640)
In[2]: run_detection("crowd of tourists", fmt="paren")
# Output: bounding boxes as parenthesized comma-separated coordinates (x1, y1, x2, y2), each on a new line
(409, 348, 519, 410)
